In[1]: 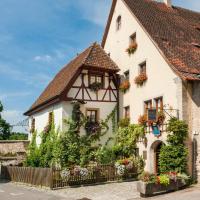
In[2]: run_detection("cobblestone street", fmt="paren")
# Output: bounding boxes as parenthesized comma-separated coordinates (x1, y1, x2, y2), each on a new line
(1, 180, 200, 200)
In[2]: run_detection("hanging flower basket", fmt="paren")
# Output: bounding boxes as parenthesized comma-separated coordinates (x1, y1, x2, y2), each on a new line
(126, 43, 138, 55)
(119, 80, 130, 93)
(138, 114, 147, 126)
(43, 124, 51, 134)
(134, 73, 148, 86)
(89, 82, 102, 92)
(157, 111, 166, 125)
(85, 121, 101, 135)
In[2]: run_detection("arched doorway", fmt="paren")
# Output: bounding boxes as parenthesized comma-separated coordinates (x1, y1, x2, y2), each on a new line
(150, 140, 164, 174)
(154, 142, 163, 174)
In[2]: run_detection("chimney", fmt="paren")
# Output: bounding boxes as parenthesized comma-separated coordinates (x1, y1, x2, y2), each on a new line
(164, 0, 172, 7)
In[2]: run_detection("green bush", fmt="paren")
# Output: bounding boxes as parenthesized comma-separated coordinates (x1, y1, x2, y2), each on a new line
(95, 147, 116, 164)
(159, 118, 188, 173)
(115, 124, 145, 157)
(9, 133, 28, 140)
(118, 118, 130, 128)
(159, 174, 170, 186)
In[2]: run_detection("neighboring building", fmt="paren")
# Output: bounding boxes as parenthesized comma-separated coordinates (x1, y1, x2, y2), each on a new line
(102, 0, 200, 180)
(24, 43, 119, 146)
(25, 0, 200, 181)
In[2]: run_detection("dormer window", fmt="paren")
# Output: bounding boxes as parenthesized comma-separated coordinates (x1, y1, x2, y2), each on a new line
(192, 42, 200, 49)
(88, 72, 104, 92)
(116, 15, 122, 31)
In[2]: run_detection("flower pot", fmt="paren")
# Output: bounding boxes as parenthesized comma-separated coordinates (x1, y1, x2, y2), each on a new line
(137, 179, 186, 197)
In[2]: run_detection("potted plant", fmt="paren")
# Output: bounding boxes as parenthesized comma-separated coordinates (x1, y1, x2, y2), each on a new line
(138, 114, 147, 126)
(119, 80, 130, 93)
(157, 111, 166, 125)
(137, 171, 189, 197)
(126, 43, 138, 55)
(89, 82, 102, 92)
(134, 73, 148, 86)
(85, 121, 101, 135)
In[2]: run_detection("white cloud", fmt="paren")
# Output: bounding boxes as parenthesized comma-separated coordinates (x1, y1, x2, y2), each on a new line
(1, 110, 28, 133)
(76, 0, 111, 26)
(0, 91, 31, 101)
(34, 54, 53, 62)
(0, 64, 52, 88)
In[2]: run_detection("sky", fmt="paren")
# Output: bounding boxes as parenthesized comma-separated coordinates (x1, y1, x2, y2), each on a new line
(0, 0, 199, 133)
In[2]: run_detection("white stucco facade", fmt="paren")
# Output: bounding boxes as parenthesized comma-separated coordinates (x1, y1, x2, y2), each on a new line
(103, 0, 181, 173)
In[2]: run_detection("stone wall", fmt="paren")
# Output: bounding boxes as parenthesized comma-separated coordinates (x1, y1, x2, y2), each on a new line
(0, 140, 29, 166)
(182, 81, 200, 182)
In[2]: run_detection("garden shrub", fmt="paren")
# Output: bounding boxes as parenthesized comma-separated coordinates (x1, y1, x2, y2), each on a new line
(159, 174, 170, 186)
(24, 132, 40, 167)
(118, 118, 130, 128)
(159, 118, 188, 173)
(95, 146, 116, 164)
(115, 124, 145, 157)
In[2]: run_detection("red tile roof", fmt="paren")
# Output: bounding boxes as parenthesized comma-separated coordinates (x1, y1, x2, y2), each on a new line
(24, 43, 119, 116)
(102, 0, 200, 81)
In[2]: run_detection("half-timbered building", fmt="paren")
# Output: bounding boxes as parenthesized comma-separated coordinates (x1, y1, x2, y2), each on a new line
(24, 43, 119, 145)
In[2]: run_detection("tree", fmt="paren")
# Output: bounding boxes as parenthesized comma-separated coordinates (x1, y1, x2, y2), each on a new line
(0, 101, 11, 140)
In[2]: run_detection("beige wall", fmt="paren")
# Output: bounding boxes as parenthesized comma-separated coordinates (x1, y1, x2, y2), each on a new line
(104, 0, 182, 172)
(104, 0, 179, 123)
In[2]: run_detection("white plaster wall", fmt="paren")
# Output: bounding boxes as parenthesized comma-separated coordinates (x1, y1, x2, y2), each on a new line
(61, 101, 117, 146)
(104, 0, 181, 172)
(104, 0, 179, 122)
(29, 103, 63, 145)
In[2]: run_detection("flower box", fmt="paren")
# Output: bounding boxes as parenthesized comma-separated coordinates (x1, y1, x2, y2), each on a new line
(137, 179, 186, 197)
(119, 80, 130, 93)
(89, 82, 102, 92)
(126, 43, 138, 55)
(134, 73, 148, 86)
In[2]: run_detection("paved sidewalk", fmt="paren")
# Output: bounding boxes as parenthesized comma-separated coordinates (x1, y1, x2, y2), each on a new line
(55, 181, 139, 200)
(1, 180, 200, 200)
(133, 185, 200, 200)
(0, 180, 139, 200)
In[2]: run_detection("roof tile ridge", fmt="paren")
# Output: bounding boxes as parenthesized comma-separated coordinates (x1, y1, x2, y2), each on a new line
(83, 42, 97, 64)
(174, 5, 200, 15)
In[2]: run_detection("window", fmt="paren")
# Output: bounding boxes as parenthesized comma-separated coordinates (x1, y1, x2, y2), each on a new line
(124, 70, 130, 80)
(89, 73, 104, 88)
(31, 118, 35, 133)
(86, 109, 99, 122)
(144, 100, 152, 114)
(130, 33, 136, 45)
(48, 112, 53, 125)
(139, 61, 146, 75)
(116, 15, 121, 31)
(124, 106, 130, 118)
(154, 97, 163, 112)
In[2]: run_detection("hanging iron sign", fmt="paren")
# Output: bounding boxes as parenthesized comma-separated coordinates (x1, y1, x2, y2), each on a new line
(152, 125, 161, 137)
(147, 108, 157, 121)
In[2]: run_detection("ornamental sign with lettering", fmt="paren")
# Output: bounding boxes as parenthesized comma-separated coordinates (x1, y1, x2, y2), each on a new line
(147, 108, 157, 121)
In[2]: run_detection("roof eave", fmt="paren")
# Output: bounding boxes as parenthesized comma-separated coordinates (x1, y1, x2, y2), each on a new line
(24, 96, 60, 116)
(101, 0, 117, 48)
